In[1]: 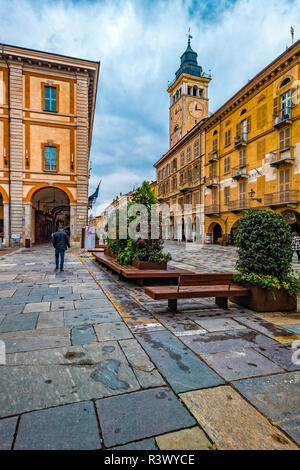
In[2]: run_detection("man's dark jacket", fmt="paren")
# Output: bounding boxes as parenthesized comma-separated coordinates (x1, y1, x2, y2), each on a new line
(52, 230, 70, 251)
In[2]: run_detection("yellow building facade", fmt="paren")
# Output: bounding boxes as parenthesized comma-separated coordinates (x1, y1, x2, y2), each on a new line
(0, 44, 99, 246)
(204, 40, 300, 243)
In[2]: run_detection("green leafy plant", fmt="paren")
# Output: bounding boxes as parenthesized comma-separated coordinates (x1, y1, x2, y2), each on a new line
(234, 210, 299, 298)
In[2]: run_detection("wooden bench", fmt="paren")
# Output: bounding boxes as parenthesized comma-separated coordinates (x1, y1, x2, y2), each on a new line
(144, 273, 250, 312)
(92, 251, 190, 285)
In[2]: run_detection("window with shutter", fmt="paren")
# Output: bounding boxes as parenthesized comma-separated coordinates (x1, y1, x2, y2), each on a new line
(224, 187, 230, 204)
(213, 138, 218, 152)
(279, 128, 290, 150)
(239, 182, 246, 200)
(273, 97, 279, 117)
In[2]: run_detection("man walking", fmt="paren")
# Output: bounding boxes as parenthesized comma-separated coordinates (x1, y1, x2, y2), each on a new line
(52, 226, 70, 272)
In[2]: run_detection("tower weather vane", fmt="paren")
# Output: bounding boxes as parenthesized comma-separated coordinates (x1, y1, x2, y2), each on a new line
(187, 27, 192, 45)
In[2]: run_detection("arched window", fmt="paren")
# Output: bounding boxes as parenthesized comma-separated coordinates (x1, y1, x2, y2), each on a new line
(174, 125, 179, 132)
(193, 86, 197, 97)
(280, 78, 291, 88)
(213, 130, 218, 136)
(240, 108, 247, 116)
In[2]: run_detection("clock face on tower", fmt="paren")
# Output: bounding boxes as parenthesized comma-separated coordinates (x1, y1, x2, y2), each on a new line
(188, 100, 203, 118)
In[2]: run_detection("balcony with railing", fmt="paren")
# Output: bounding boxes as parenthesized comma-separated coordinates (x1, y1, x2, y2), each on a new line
(232, 164, 249, 180)
(234, 135, 247, 149)
(264, 190, 298, 207)
(205, 176, 218, 188)
(228, 198, 250, 212)
(208, 150, 218, 163)
(205, 204, 220, 216)
(269, 146, 294, 167)
(273, 107, 292, 128)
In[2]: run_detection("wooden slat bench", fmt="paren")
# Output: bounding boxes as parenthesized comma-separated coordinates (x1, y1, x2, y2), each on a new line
(92, 252, 190, 285)
(144, 273, 250, 312)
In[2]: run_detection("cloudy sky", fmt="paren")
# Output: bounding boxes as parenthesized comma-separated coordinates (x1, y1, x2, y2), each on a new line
(0, 0, 299, 214)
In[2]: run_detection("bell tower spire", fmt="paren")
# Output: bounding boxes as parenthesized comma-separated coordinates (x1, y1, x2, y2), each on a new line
(167, 33, 212, 148)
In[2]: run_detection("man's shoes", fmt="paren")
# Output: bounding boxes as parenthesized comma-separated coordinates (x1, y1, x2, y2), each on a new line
(60, 269, 64, 272)
(55, 268, 58, 272)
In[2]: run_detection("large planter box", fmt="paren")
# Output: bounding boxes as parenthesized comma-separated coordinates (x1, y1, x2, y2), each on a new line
(104, 249, 117, 259)
(231, 284, 297, 312)
(132, 259, 167, 270)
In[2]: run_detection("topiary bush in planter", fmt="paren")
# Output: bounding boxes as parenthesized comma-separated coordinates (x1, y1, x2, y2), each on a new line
(117, 181, 172, 267)
(232, 210, 300, 311)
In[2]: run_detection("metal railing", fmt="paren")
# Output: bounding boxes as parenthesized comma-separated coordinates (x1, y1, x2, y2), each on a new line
(228, 198, 250, 212)
(234, 135, 247, 148)
(205, 176, 218, 187)
(232, 165, 248, 179)
(273, 107, 292, 127)
(205, 204, 220, 215)
(264, 190, 298, 206)
(269, 146, 294, 166)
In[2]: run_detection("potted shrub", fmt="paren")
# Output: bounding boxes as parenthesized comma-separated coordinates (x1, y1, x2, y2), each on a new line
(117, 181, 172, 269)
(232, 210, 299, 312)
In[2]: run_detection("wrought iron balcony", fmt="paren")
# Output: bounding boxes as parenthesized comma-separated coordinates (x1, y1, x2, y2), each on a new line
(205, 176, 218, 188)
(205, 204, 220, 216)
(228, 198, 251, 212)
(208, 150, 218, 163)
(234, 135, 247, 149)
(269, 147, 294, 167)
(264, 190, 298, 207)
(273, 108, 292, 128)
(232, 164, 249, 180)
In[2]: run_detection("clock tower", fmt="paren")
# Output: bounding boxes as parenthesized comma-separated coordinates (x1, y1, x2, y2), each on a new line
(168, 34, 211, 148)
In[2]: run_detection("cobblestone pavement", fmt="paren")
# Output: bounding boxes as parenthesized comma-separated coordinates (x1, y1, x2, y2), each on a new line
(0, 244, 300, 450)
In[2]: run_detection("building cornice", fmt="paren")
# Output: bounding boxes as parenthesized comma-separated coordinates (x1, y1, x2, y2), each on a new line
(203, 40, 300, 130)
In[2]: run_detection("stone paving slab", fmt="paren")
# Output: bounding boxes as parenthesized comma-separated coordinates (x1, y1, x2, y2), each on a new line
(234, 316, 300, 339)
(0, 304, 26, 314)
(194, 317, 246, 332)
(94, 322, 133, 342)
(23, 302, 50, 313)
(0, 313, 38, 333)
(0, 346, 140, 417)
(179, 329, 277, 355)
(37, 311, 64, 329)
(0, 314, 5, 326)
(136, 330, 224, 393)
(0, 416, 18, 450)
(74, 299, 113, 310)
(113, 438, 158, 450)
(255, 344, 300, 371)
(64, 308, 121, 327)
(71, 325, 97, 345)
(81, 292, 109, 300)
(13, 287, 31, 297)
(14, 401, 101, 450)
(255, 313, 300, 326)
(234, 372, 300, 422)
(51, 300, 74, 311)
(96, 387, 196, 448)
(278, 417, 300, 445)
(283, 324, 300, 335)
(201, 348, 284, 381)
(134, 368, 166, 389)
(155, 426, 212, 450)
(0, 327, 71, 353)
(180, 386, 298, 450)
(119, 338, 155, 373)
(43, 294, 81, 302)
(0, 296, 43, 305)
(153, 315, 206, 335)
(0, 289, 16, 298)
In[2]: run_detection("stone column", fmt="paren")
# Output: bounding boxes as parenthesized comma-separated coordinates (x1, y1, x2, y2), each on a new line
(70, 203, 77, 244)
(9, 61, 24, 244)
(3, 201, 9, 246)
(23, 202, 32, 241)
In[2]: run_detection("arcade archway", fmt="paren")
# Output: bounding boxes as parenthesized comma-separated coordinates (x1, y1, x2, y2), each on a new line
(207, 222, 223, 244)
(31, 187, 70, 243)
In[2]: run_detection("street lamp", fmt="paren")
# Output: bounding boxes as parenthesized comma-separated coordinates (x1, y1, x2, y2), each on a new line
(248, 189, 262, 203)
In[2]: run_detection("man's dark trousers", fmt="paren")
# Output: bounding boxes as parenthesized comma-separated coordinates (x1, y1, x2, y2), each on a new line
(55, 249, 65, 271)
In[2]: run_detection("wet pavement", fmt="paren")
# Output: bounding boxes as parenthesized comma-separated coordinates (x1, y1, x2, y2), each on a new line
(0, 243, 300, 450)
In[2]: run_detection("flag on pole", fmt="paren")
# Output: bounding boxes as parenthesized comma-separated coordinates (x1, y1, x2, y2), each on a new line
(88, 181, 101, 208)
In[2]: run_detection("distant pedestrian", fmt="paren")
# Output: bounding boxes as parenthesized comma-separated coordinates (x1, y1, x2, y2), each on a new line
(292, 232, 300, 263)
(52, 226, 70, 272)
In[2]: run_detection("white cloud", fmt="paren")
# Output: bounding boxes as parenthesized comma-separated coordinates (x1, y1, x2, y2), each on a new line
(0, 0, 299, 214)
